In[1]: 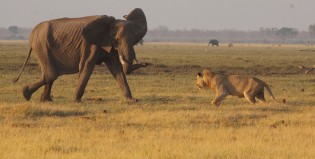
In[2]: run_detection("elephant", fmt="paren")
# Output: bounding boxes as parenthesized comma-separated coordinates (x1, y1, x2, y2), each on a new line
(208, 39, 219, 47)
(13, 8, 148, 102)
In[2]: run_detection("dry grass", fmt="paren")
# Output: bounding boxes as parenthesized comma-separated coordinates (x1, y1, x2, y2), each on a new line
(0, 41, 315, 158)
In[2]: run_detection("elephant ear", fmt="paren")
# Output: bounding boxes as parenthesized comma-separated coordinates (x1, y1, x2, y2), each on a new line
(125, 8, 147, 45)
(82, 15, 116, 47)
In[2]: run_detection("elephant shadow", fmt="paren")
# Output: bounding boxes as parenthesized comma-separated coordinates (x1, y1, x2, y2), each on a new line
(20, 106, 88, 118)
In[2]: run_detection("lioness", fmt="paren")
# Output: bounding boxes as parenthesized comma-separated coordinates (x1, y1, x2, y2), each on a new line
(196, 69, 278, 106)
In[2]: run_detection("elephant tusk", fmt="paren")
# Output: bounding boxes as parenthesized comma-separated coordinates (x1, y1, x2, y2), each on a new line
(119, 55, 127, 65)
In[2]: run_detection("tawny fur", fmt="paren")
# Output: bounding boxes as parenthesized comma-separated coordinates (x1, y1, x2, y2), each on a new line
(196, 69, 278, 106)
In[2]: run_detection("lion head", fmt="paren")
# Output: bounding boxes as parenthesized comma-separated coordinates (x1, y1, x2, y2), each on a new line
(196, 72, 206, 89)
(196, 69, 212, 89)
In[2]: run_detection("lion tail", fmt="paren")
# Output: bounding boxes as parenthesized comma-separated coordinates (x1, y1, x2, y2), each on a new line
(12, 47, 32, 83)
(262, 81, 278, 103)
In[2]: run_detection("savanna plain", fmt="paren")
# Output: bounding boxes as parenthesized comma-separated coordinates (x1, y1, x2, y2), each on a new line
(0, 41, 315, 159)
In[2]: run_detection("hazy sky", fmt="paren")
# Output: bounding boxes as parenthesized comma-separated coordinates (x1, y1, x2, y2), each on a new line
(1, 0, 315, 31)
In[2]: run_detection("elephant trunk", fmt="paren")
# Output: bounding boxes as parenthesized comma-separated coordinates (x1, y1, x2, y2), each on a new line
(119, 46, 136, 75)
(122, 61, 132, 75)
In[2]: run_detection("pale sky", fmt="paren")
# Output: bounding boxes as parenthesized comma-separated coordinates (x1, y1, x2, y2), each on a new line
(0, 0, 315, 31)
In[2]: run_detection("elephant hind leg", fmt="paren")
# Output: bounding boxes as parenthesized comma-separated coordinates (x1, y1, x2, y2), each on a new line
(23, 75, 57, 101)
(40, 81, 55, 102)
(22, 78, 45, 101)
(23, 55, 58, 101)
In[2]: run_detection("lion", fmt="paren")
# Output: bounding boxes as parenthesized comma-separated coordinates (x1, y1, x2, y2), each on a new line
(196, 69, 278, 106)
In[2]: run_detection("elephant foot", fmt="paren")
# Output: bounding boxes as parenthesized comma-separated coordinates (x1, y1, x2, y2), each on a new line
(22, 86, 32, 101)
(40, 95, 53, 102)
(75, 99, 82, 103)
(126, 98, 138, 104)
(40, 98, 53, 102)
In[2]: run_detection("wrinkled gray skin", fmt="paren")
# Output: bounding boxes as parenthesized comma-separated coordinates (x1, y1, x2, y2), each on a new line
(208, 39, 219, 47)
(13, 8, 148, 102)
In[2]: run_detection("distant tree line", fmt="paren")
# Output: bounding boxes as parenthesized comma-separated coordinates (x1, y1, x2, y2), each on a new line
(0, 26, 31, 40)
(1, 24, 315, 44)
(145, 25, 314, 44)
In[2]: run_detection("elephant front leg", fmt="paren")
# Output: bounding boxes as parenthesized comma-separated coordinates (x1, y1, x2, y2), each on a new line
(105, 55, 136, 102)
(75, 63, 96, 102)
(75, 47, 98, 102)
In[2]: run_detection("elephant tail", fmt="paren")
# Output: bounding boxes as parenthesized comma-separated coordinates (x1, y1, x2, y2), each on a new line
(12, 48, 33, 83)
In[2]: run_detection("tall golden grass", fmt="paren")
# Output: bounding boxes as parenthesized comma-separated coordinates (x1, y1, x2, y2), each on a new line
(0, 41, 314, 158)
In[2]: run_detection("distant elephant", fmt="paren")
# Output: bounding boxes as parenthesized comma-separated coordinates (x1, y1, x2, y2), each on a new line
(208, 39, 219, 47)
(13, 8, 148, 102)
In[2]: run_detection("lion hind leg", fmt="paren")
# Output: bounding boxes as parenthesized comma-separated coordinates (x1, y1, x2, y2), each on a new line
(244, 92, 256, 104)
(256, 89, 266, 103)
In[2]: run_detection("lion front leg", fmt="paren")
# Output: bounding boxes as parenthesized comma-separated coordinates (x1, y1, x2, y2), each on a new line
(212, 91, 228, 107)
